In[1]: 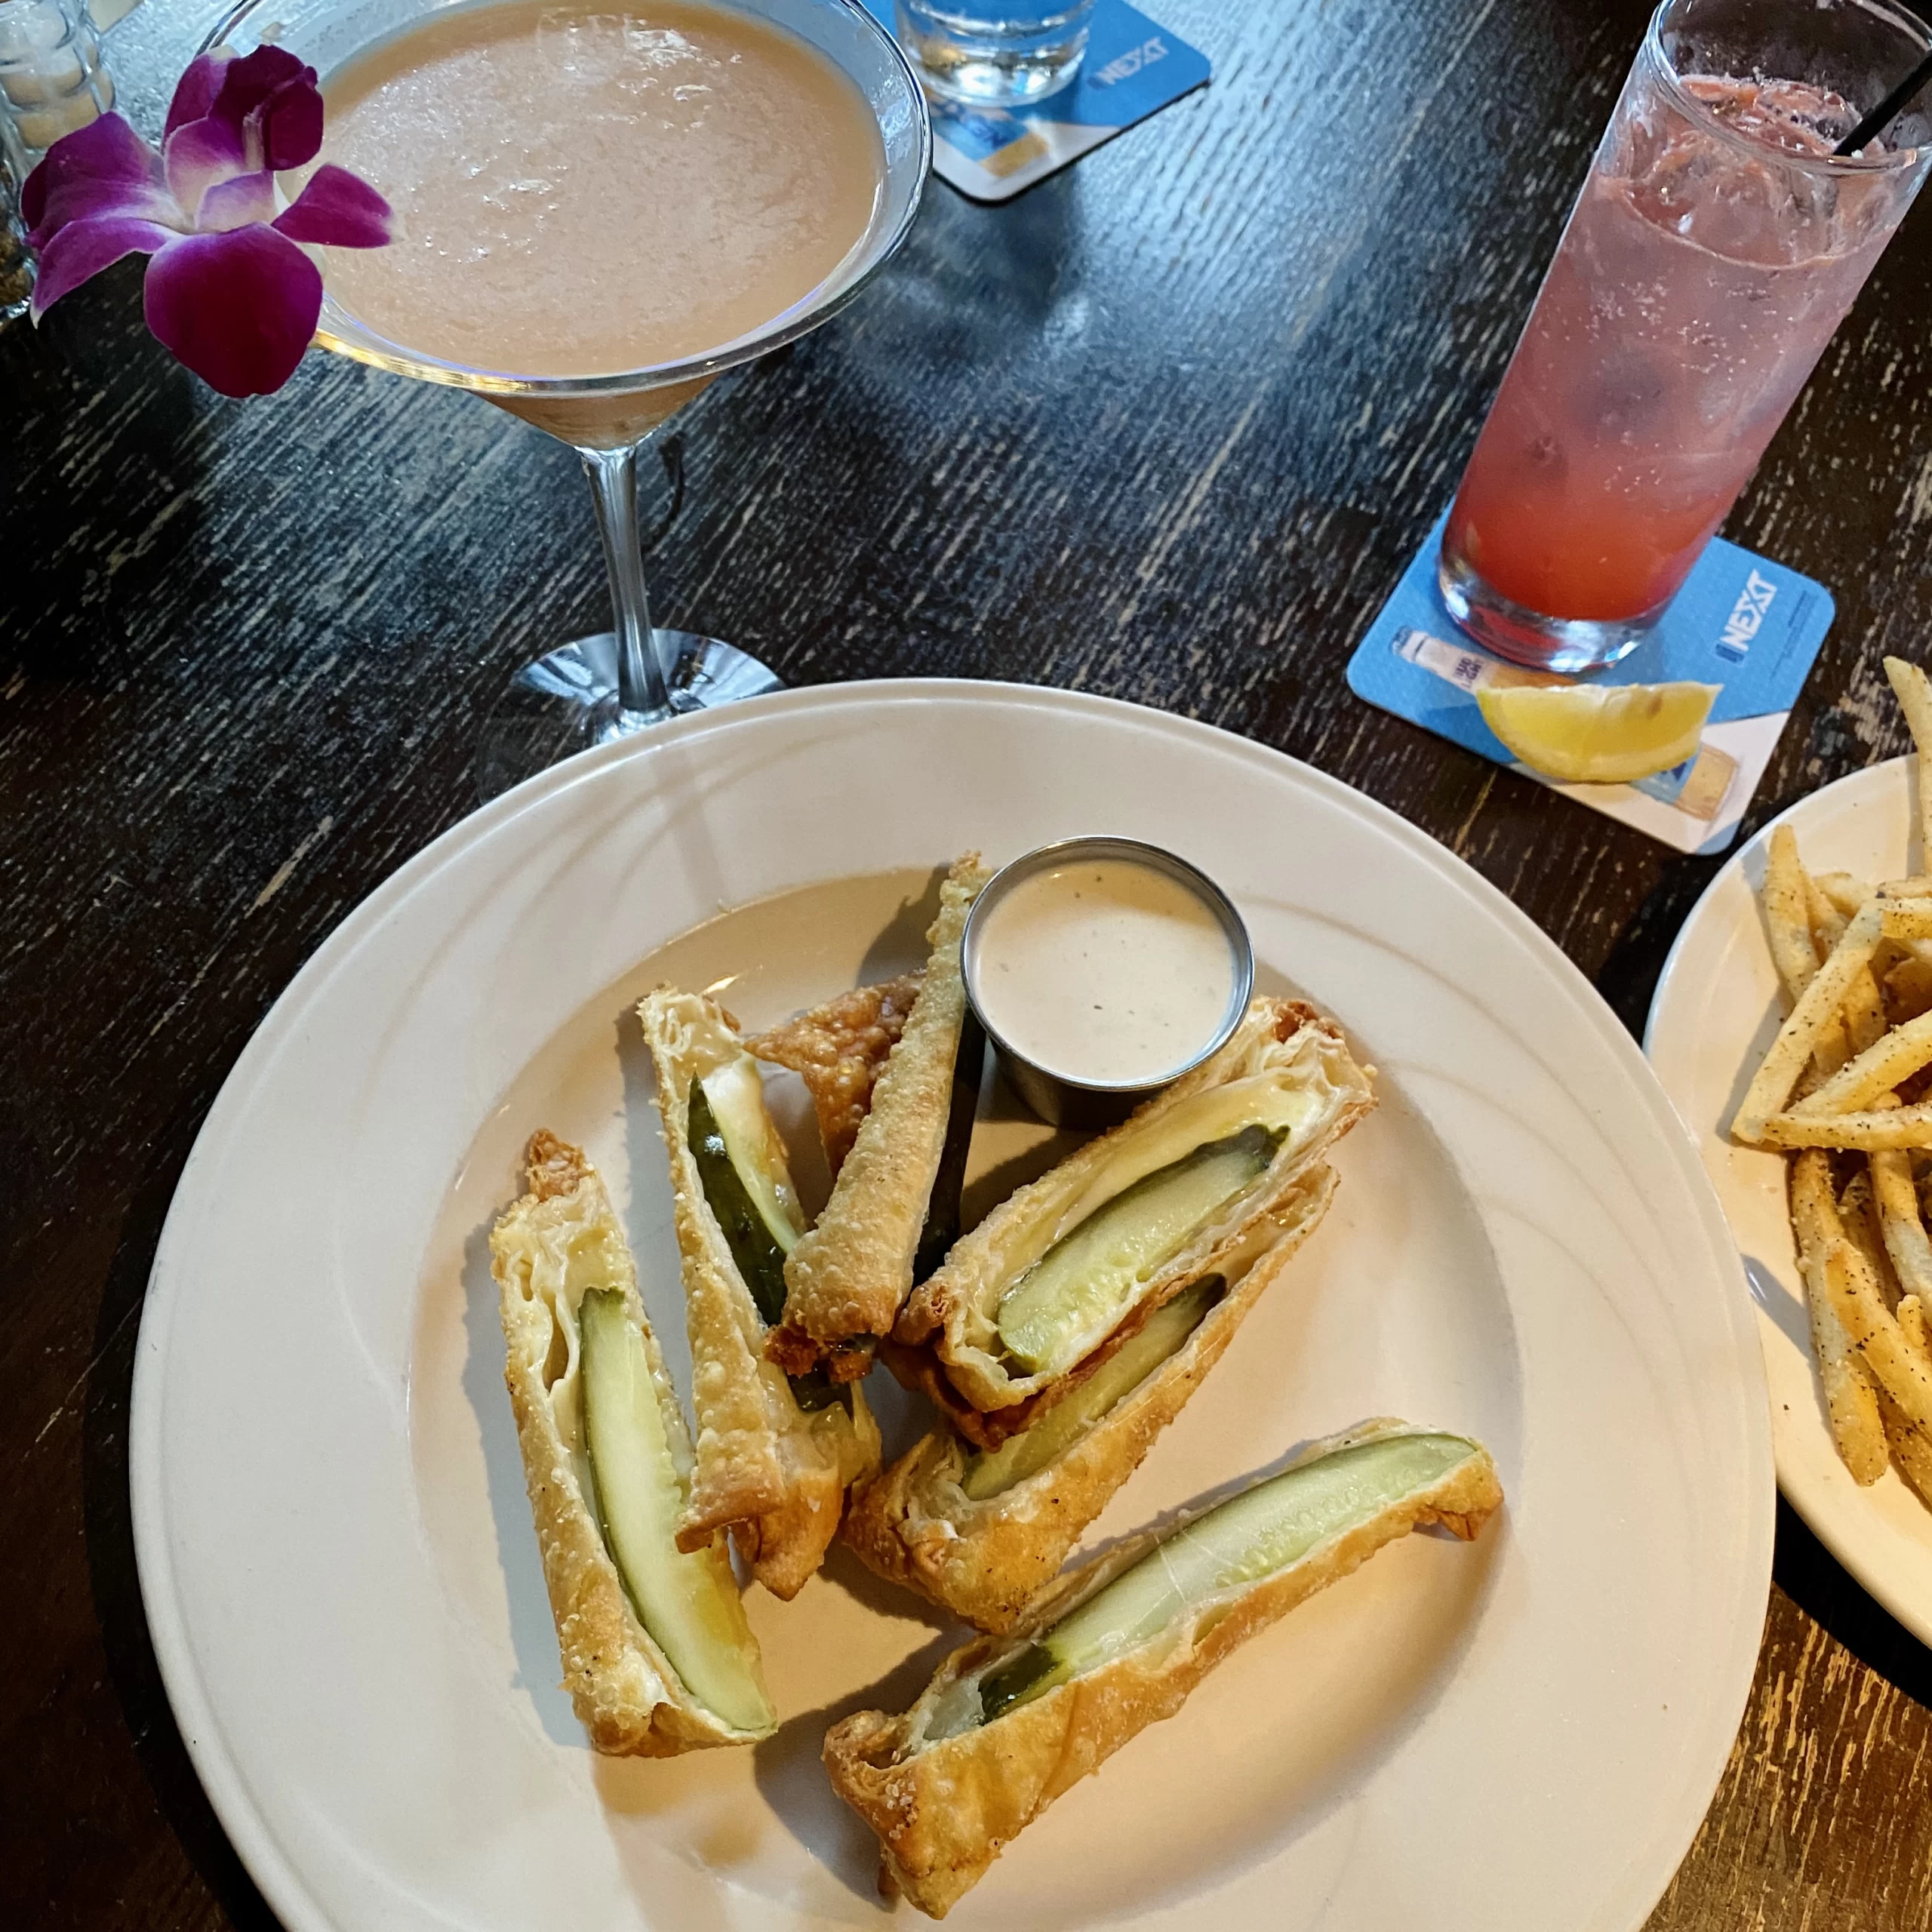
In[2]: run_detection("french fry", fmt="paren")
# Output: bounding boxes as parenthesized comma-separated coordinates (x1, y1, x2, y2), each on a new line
(1815, 872, 1874, 918)
(1887, 955, 1932, 1024)
(1883, 903, 1932, 945)
(1845, 967, 1891, 1056)
(1733, 900, 1886, 1142)
(1795, 869, 1889, 1056)
(1875, 1374, 1932, 1498)
(1821, 1241, 1932, 1457)
(1761, 841, 1858, 1086)
(1884, 654, 1932, 867)
(1789, 1008, 1932, 1115)
(1879, 1392, 1932, 1505)
(1882, 877, 1932, 898)
(1817, 1166, 1932, 1493)
(1798, 885, 1856, 1084)
(1900, 1294, 1932, 1364)
(1807, 876, 1849, 956)
(1841, 1192, 1932, 1490)
(1764, 826, 1819, 998)
(1792, 1156, 1888, 1483)
(1758, 1106, 1932, 1150)
(1840, 1167, 1901, 1306)
(1843, 1182, 1915, 1515)
(1871, 1149, 1932, 1309)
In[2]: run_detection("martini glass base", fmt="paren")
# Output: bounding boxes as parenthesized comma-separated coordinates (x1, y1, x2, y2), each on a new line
(476, 629, 784, 798)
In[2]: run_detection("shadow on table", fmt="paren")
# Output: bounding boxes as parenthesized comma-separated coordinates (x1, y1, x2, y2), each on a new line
(82, 1101, 280, 1931)
(1774, 1494, 1932, 1700)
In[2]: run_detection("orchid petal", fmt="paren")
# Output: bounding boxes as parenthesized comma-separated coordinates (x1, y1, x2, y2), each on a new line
(143, 223, 322, 397)
(197, 168, 278, 233)
(211, 47, 322, 171)
(164, 113, 250, 223)
(29, 214, 176, 320)
(23, 114, 174, 248)
(272, 165, 393, 248)
(255, 75, 325, 172)
(209, 44, 312, 115)
(165, 52, 226, 140)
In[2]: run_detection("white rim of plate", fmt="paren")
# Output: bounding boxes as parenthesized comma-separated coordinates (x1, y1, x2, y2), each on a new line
(130, 678, 1775, 1931)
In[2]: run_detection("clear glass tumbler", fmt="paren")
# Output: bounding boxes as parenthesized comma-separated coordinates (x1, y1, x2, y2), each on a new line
(1441, 0, 1932, 672)
(894, 0, 1094, 105)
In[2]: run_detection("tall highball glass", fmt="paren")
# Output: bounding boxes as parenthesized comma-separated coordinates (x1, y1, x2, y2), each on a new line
(1441, 0, 1932, 673)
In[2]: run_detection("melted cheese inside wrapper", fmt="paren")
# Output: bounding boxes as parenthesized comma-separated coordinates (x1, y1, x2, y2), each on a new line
(961, 1276, 1223, 1500)
(842, 1172, 1341, 1635)
(894, 999, 1374, 1417)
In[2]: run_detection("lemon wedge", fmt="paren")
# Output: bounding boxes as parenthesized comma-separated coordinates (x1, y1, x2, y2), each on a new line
(1475, 680, 1719, 785)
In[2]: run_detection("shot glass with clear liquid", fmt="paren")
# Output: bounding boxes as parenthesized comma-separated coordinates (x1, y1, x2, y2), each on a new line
(895, 0, 1094, 106)
(1440, 0, 1932, 673)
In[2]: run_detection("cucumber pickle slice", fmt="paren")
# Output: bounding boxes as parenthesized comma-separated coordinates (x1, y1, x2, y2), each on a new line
(578, 1287, 774, 1734)
(688, 1075, 795, 1326)
(688, 1075, 851, 1415)
(961, 1276, 1224, 1501)
(977, 1432, 1481, 1727)
(994, 1126, 1282, 1377)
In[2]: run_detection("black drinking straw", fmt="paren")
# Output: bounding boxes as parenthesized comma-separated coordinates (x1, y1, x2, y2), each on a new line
(1835, 47, 1932, 155)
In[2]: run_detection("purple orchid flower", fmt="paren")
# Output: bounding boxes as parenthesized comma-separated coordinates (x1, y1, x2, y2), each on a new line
(22, 46, 392, 398)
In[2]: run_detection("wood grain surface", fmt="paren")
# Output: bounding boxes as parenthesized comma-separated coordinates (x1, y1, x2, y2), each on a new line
(5, 0, 1932, 1923)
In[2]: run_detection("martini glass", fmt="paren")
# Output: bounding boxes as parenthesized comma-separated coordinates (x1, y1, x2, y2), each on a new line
(198, 0, 929, 788)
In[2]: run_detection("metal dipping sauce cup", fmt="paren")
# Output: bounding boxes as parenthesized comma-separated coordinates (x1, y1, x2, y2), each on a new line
(961, 836, 1254, 1130)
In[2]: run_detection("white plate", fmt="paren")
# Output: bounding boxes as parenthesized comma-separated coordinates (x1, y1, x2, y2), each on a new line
(1646, 754, 1932, 1646)
(133, 681, 1770, 1932)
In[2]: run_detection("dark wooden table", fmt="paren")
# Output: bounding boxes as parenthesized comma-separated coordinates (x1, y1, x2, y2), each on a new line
(8, 0, 1932, 1922)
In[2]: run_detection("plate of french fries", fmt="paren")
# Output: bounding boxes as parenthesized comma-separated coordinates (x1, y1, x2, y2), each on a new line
(1648, 658, 1932, 1643)
(132, 682, 1770, 1932)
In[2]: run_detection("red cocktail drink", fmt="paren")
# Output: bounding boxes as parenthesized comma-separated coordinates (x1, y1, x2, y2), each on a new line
(1441, 2, 1932, 672)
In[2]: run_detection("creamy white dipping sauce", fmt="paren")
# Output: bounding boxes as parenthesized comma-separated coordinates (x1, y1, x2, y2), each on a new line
(971, 860, 1239, 1088)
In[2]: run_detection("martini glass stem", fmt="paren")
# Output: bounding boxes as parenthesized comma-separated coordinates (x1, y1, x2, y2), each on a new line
(581, 442, 675, 718)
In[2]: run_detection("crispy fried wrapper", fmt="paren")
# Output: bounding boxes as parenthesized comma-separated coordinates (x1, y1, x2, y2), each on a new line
(823, 1420, 1503, 1918)
(749, 973, 924, 1180)
(638, 989, 880, 1599)
(844, 1168, 1338, 1630)
(774, 854, 991, 1366)
(891, 999, 1374, 1427)
(491, 1132, 774, 1753)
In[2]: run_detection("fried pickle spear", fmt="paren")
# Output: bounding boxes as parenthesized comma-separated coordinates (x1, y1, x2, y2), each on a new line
(772, 855, 990, 1374)
(491, 1134, 776, 1752)
(844, 1169, 1338, 1631)
(825, 1421, 1501, 1918)
(638, 990, 881, 1598)
(890, 999, 1371, 1441)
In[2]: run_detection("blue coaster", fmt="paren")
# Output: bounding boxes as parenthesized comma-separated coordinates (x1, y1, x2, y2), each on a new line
(1346, 510, 1834, 855)
(861, 0, 1211, 202)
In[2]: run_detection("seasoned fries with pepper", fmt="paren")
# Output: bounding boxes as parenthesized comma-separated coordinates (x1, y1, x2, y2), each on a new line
(1731, 659, 1932, 1505)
